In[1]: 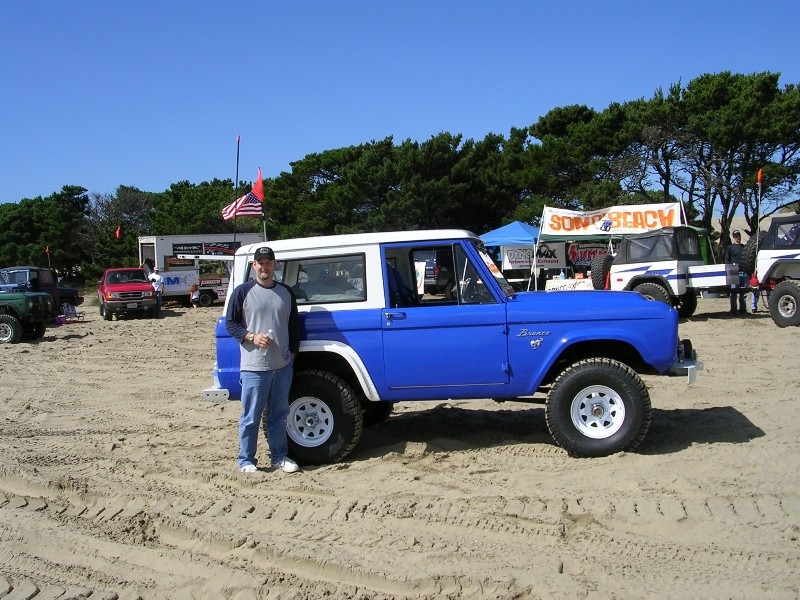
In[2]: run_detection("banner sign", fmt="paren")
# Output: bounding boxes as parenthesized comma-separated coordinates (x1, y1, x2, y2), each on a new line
(173, 241, 242, 256)
(567, 242, 611, 267)
(541, 203, 681, 237)
(501, 245, 535, 270)
(499, 242, 568, 269)
(534, 241, 566, 268)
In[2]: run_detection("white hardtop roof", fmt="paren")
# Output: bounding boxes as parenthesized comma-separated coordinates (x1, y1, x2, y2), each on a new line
(236, 229, 478, 256)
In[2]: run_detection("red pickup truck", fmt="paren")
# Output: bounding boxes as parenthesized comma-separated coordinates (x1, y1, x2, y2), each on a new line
(96, 268, 157, 320)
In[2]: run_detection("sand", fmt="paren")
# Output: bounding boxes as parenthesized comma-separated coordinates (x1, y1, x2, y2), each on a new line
(1, 296, 798, 599)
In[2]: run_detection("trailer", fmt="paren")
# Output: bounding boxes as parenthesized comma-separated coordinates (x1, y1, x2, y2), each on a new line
(138, 233, 263, 306)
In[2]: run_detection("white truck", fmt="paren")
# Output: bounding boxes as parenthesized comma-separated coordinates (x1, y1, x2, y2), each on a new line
(589, 226, 738, 318)
(138, 233, 262, 306)
(742, 214, 800, 327)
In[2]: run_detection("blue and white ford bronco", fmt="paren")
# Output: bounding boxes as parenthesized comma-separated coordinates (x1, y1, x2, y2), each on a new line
(207, 230, 697, 465)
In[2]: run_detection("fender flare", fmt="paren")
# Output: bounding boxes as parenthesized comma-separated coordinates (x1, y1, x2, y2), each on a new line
(298, 339, 382, 402)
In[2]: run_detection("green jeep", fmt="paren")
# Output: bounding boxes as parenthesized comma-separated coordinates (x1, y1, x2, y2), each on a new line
(0, 286, 55, 343)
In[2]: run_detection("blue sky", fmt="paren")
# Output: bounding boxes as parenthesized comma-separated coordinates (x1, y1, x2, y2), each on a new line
(2, 1, 798, 204)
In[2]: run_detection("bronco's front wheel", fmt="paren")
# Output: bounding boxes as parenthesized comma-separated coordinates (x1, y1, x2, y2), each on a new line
(545, 358, 651, 457)
(287, 370, 364, 465)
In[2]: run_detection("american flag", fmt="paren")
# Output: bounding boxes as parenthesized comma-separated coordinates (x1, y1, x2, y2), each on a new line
(221, 167, 264, 220)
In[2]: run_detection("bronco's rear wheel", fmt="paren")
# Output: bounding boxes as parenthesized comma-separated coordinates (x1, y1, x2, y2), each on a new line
(287, 370, 364, 465)
(546, 358, 651, 457)
(769, 280, 800, 327)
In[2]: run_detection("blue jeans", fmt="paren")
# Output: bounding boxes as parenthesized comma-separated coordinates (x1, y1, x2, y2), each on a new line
(238, 362, 293, 467)
(730, 272, 748, 312)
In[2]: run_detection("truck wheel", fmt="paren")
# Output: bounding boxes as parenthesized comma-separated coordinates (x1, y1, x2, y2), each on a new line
(199, 292, 215, 307)
(633, 282, 671, 304)
(101, 301, 113, 321)
(287, 370, 364, 465)
(545, 358, 651, 457)
(590, 254, 613, 290)
(675, 289, 698, 318)
(769, 280, 800, 327)
(23, 322, 46, 340)
(0, 314, 23, 344)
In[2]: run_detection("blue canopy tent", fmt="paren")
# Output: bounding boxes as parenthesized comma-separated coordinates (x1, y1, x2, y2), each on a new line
(480, 222, 540, 290)
(480, 221, 539, 247)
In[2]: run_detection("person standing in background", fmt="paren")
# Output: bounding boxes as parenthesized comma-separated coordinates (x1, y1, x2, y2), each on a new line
(149, 267, 164, 317)
(724, 230, 748, 316)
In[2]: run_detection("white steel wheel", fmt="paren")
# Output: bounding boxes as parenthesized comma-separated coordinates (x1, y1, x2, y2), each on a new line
(570, 385, 626, 439)
(287, 396, 334, 448)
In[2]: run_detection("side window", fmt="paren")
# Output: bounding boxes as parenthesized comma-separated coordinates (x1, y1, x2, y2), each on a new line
(285, 254, 366, 305)
(412, 246, 457, 303)
(404, 245, 496, 306)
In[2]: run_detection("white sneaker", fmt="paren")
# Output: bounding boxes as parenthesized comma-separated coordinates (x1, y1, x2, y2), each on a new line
(274, 457, 300, 473)
(240, 464, 257, 473)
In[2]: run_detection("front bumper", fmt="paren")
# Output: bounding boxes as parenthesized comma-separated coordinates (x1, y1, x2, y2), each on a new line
(669, 338, 699, 383)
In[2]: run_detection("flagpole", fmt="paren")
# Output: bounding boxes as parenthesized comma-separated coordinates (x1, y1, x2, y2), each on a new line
(233, 135, 240, 242)
(756, 168, 763, 255)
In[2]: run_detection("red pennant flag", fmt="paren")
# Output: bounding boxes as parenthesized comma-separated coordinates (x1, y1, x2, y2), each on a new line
(115, 225, 121, 239)
(252, 167, 264, 202)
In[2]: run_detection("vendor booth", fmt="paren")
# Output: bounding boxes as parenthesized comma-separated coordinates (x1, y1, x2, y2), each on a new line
(480, 221, 540, 289)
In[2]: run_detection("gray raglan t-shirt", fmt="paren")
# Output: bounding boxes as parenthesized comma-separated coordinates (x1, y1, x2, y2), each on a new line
(225, 279, 296, 372)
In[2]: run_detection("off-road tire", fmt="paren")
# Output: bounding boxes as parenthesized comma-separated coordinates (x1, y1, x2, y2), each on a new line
(545, 357, 651, 457)
(22, 322, 46, 340)
(769, 280, 800, 327)
(101, 301, 113, 321)
(287, 370, 364, 465)
(0, 314, 23, 344)
(741, 230, 766, 276)
(633, 281, 671, 304)
(590, 254, 614, 290)
(675, 289, 698, 318)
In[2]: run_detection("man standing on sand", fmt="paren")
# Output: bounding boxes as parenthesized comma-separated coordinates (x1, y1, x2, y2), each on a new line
(225, 246, 301, 474)
(724, 230, 749, 316)
(149, 267, 164, 318)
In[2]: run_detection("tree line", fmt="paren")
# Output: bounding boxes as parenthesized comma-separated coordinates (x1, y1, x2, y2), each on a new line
(1, 71, 798, 284)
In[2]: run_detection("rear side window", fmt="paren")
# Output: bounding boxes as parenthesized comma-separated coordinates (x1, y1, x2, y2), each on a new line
(245, 253, 366, 305)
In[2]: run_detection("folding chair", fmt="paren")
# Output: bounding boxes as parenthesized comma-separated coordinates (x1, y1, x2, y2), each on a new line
(61, 303, 86, 323)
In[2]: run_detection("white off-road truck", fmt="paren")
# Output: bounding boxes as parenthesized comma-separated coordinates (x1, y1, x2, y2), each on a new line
(590, 226, 738, 318)
(742, 214, 800, 327)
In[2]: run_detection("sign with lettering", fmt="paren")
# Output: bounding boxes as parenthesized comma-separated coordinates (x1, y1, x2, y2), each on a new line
(541, 203, 681, 237)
